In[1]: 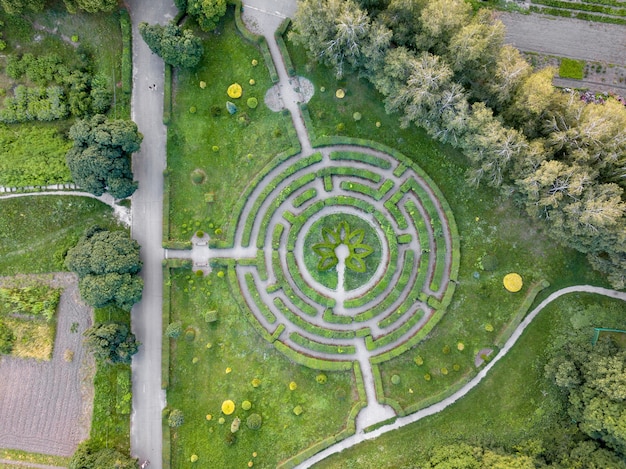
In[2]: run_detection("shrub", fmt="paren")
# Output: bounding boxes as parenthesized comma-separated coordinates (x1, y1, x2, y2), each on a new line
(453, 364, 461, 371)
(424, 373, 431, 381)
(199, 81, 206, 89)
(414, 356, 424, 366)
(335, 89, 345, 98)
(441, 367, 449, 375)
(251, 59, 258, 66)
(247, 413, 262, 430)
(316, 374, 327, 384)
(210, 105, 222, 117)
(190, 169, 205, 184)
(165, 321, 182, 339)
(391, 374, 401, 385)
(480, 253, 498, 271)
(457, 342, 465, 351)
(247, 97, 258, 109)
(249, 79, 255, 85)
(168, 408, 184, 427)
(230, 417, 241, 433)
(242, 400, 252, 410)
(226, 101, 237, 114)
(184, 327, 196, 341)
(442, 345, 451, 354)
(289, 381, 297, 391)
(251, 378, 261, 387)
(189, 106, 197, 113)
(336, 122, 345, 132)
(227, 83, 242, 98)
(503, 273, 523, 292)
(293, 405, 303, 415)
(485, 324, 494, 332)
(221, 400, 235, 415)
(190, 454, 198, 462)
(71, 35, 79, 42)
(353, 112, 362, 121)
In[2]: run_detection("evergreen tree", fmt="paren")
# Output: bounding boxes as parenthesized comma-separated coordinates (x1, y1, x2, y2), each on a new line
(139, 23, 204, 69)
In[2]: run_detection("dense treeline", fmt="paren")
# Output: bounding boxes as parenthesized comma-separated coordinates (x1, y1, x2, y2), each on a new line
(0, 0, 116, 14)
(290, 0, 626, 289)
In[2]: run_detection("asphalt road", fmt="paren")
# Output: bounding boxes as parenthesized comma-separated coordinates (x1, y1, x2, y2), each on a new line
(126, 0, 177, 467)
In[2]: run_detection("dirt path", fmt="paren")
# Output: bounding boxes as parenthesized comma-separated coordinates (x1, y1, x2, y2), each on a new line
(498, 12, 626, 65)
(0, 273, 93, 457)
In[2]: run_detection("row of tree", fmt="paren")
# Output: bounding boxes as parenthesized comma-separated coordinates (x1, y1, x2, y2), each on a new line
(0, 0, 117, 15)
(290, 0, 626, 289)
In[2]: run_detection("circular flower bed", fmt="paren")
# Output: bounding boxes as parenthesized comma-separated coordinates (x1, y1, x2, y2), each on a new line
(227, 83, 243, 99)
(503, 273, 523, 292)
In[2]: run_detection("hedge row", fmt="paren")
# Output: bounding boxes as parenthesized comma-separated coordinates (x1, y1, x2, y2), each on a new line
(162, 422, 171, 469)
(317, 165, 382, 184)
(292, 187, 317, 208)
(384, 191, 408, 230)
(232, 0, 262, 44)
(363, 416, 399, 433)
(378, 289, 424, 330)
(273, 340, 354, 371)
(289, 331, 356, 355)
(323, 174, 333, 192)
(163, 64, 172, 125)
(272, 323, 286, 341)
(532, 0, 626, 15)
(228, 267, 276, 344)
(494, 279, 551, 348)
(275, 18, 296, 77)
(397, 233, 412, 244)
(393, 163, 407, 177)
(120, 9, 132, 95)
(365, 301, 424, 351)
(371, 363, 405, 416)
(161, 265, 171, 390)
(340, 180, 384, 201)
(281, 109, 301, 154)
(273, 252, 322, 315)
(528, 4, 626, 23)
(286, 252, 335, 309)
(272, 223, 284, 250)
(256, 172, 316, 248)
(245, 271, 277, 324)
(162, 241, 192, 250)
(353, 361, 367, 403)
(329, 151, 392, 170)
(323, 308, 354, 324)
(273, 296, 354, 340)
(286, 199, 326, 251)
(241, 152, 323, 247)
(406, 200, 432, 288)
(162, 170, 170, 246)
(299, 103, 316, 143)
(162, 258, 192, 269)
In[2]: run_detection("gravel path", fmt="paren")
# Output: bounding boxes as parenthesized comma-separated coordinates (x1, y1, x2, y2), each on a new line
(498, 12, 626, 65)
(0, 273, 93, 457)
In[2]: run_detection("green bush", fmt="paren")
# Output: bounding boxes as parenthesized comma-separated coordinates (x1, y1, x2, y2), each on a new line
(191, 169, 205, 184)
(246, 97, 258, 109)
(184, 327, 196, 341)
(120, 10, 132, 95)
(246, 413, 262, 430)
(316, 373, 327, 384)
(165, 320, 182, 339)
(0, 320, 15, 354)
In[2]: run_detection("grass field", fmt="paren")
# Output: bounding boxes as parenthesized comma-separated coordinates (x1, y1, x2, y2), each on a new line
(559, 57, 585, 79)
(0, 196, 119, 275)
(315, 293, 626, 468)
(166, 10, 294, 244)
(166, 266, 357, 468)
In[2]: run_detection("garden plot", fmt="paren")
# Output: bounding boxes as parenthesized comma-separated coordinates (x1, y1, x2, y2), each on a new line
(0, 273, 93, 457)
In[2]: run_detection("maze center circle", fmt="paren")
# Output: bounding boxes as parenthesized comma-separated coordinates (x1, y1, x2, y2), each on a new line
(232, 147, 459, 364)
(302, 211, 383, 293)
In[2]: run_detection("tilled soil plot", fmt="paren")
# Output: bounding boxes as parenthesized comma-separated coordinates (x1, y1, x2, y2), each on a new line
(0, 273, 94, 457)
(498, 12, 626, 65)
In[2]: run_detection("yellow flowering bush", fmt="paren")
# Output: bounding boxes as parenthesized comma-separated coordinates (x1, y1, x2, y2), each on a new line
(335, 88, 345, 99)
(221, 399, 235, 415)
(503, 273, 523, 292)
(227, 83, 243, 99)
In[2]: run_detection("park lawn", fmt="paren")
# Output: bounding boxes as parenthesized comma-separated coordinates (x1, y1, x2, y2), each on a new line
(0, 196, 119, 275)
(89, 305, 132, 453)
(166, 266, 358, 468)
(284, 37, 609, 409)
(166, 10, 294, 244)
(315, 292, 626, 468)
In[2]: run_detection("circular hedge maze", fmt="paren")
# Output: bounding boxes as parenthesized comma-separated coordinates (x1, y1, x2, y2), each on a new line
(227, 145, 459, 370)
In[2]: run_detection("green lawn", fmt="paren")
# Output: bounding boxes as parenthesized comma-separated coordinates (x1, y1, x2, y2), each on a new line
(165, 266, 357, 468)
(0, 196, 119, 275)
(315, 293, 626, 468)
(559, 57, 585, 79)
(166, 10, 294, 244)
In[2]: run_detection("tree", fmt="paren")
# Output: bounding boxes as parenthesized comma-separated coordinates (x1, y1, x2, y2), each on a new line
(380, 0, 423, 46)
(84, 322, 139, 364)
(70, 439, 137, 469)
(187, 0, 227, 32)
(65, 226, 143, 310)
(485, 45, 532, 112)
(414, 0, 472, 55)
(63, 0, 117, 13)
(139, 23, 204, 69)
(0, 320, 15, 354)
(546, 336, 626, 456)
(0, 0, 44, 14)
(66, 114, 142, 199)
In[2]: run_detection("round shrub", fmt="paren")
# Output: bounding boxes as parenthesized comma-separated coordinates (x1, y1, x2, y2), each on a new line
(221, 400, 235, 415)
(190, 454, 198, 463)
(218, 417, 225, 424)
(293, 405, 303, 416)
(442, 345, 451, 354)
(249, 79, 255, 85)
(190, 169, 205, 185)
(391, 374, 401, 385)
(227, 83, 242, 99)
(168, 408, 184, 427)
(206, 414, 212, 420)
(424, 373, 431, 381)
(210, 105, 222, 117)
(184, 327, 196, 341)
(441, 367, 449, 375)
(481, 253, 498, 271)
(247, 97, 258, 109)
(485, 324, 494, 332)
(242, 400, 252, 410)
(503, 273, 523, 292)
(320, 86, 326, 92)
(453, 364, 461, 371)
(289, 381, 297, 391)
(457, 342, 465, 351)
(352, 112, 362, 121)
(336, 122, 345, 132)
(199, 81, 206, 89)
(414, 355, 424, 366)
(196, 230, 204, 238)
(192, 356, 199, 364)
(375, 121, 381, 127)
(189, 106, 197, 114)
(335, 89, 345, 98)
(247, 413, 262, 430)
(315, 374, 327, 384)
(71, 35, 79, 42)
(251, 378, 261, 387)
(251, 59, 258, 66)
(272, 128, 282, 138)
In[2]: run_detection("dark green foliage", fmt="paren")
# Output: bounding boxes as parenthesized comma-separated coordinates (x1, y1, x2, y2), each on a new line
(0, 85, 68, 123)
(0, 319, 15, 354)
(84, 322, 139, 364)
(187, 0, 227, 32)
(70, 439, 137, 469)
(546, 336, 626, 456)
(168, 408, 184, 427)
(139, 23, 204, 69)
(0, 0, 44, 14)
(165, 320, 183, 338)
(65, 226, 143, 310)
(66, 114, 142, 198)
(63, 0, 117, 13)
(0, 285, 61, 321)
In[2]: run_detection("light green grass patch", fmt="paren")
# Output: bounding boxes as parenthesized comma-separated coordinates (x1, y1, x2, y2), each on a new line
(559, 58, 585, 79)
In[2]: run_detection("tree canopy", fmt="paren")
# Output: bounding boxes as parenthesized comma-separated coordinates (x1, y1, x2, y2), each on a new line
(70, 439, 137, 469)
(187, 0, 227, 32)
(139, 23, 203, 69)
(62, 0, 117, 13)
(84, 322, 139, 365)
(66, 114, 142, 199)
(65, 226, 143, 311)
(0, 0, 44, 14)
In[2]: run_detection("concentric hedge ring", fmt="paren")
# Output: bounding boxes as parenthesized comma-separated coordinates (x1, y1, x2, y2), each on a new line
(229, 145, 459, 368)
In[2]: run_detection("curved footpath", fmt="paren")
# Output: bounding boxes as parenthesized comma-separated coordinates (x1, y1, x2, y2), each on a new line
(296, 285, 626, 468)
